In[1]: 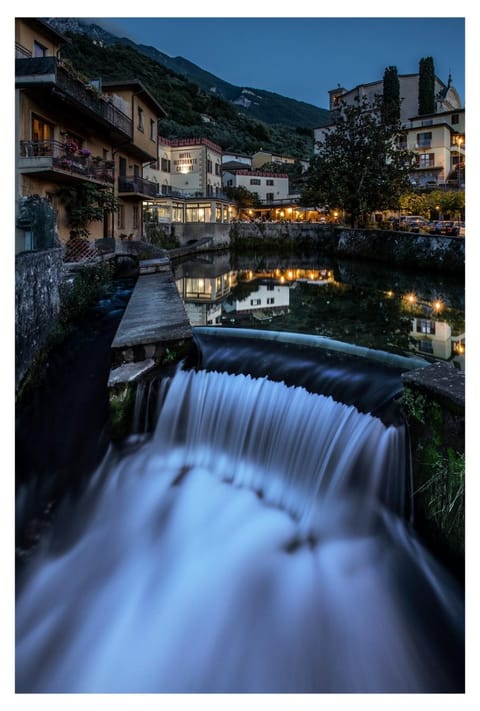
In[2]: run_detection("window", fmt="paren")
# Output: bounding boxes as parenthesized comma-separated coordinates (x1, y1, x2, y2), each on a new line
(119, 157, 127, 176)
(207, 159, 213, 173)
(451, 114, 459, 125)
(31, 115, 54, 153)
(117, 204, 125, 229)
(132, 206, 139, 229)
(161, 157, 171, 172)
(137, 106, 144, 131)
(215, 163, 221, 176)
(417, 132, 432, 148)
(250, 298, 261, 306)
(266, 193, 274, 202)
(417, 320, 436, 335)
(150, 119, 156, 141)
(33, 40, 47, 57)
(266, 179, 274, 186)
(250, 178, 261, 185)
(267, 297, 275, 305)
(416, 153, 435, 169)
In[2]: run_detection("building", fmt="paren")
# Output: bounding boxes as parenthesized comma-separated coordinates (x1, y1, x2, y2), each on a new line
(402, 109, 465, 188)
(15, 18, 166, 253)
(314, 72, 464, 190)
(143, 136, 234, 226)
(221, 152, 252, 169)
(222, 169, 290, 204)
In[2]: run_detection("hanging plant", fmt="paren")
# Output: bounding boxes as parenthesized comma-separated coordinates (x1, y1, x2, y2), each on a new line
(64, 138, 79, 155)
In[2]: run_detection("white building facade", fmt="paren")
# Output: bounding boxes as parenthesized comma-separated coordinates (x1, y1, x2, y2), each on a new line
(222, 169, 289, 204)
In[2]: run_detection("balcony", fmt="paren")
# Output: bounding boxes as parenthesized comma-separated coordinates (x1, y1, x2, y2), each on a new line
(15, 57, 132, 138)
(18, 140, 115, 184)
(118, 175, 158, 198)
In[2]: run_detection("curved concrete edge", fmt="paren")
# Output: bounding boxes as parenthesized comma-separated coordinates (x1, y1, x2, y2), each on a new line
(194, 326, 430, 371)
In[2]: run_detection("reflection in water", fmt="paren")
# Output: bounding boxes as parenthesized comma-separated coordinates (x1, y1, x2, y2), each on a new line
(173, 252, 465, 368)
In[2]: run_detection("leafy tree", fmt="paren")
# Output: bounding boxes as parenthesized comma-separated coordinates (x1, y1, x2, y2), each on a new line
(418, 57, 435, 115)
(382, 66, 400, 126)
(56, 181, 118, 238)
(399, 192, 430, 217)
(223, 185, 261, 208)
(301, 95, 414, 227)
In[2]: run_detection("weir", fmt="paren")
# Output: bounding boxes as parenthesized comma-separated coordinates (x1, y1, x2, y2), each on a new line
(16, 347, 464, 693)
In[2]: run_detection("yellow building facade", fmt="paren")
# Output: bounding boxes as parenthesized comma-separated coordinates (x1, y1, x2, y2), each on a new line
(15, 19, 165, 253)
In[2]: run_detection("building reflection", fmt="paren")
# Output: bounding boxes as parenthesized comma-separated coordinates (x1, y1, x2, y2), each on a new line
(223, 280, 290, 323)
(171, 252, 464, 369)
(174, 254, 235, 326)
(409, 317, 465, 370)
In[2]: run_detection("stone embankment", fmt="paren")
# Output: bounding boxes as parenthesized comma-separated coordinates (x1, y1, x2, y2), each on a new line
(231, 223, 464, 274)
(15, 248, 63, 390)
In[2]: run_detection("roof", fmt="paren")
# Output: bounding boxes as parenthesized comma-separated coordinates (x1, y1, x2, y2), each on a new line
(102, 79, 167, 117)
(22, 18, 71, 45)
(221, 160, 252, 171)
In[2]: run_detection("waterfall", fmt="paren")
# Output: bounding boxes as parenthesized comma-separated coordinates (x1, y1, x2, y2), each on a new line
(15, 366, 464, 693)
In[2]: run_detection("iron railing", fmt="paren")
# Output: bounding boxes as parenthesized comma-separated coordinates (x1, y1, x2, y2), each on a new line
(118, 175, 158, 197)
(19, 140, 115, 183)
(15, 57, 132, 137)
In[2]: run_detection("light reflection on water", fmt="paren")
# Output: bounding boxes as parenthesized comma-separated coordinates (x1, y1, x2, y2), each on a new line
(173, 252, 465, 368)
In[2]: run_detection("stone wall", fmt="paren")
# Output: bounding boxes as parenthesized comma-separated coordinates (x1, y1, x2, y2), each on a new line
(15, 248, 64, 390)
(231, 223, 465, 274)
(400, 363, 465, 580)
(175, 222, 231, 247)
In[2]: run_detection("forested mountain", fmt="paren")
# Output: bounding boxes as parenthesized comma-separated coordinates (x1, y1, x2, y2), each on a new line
(46, 18, 331, 159)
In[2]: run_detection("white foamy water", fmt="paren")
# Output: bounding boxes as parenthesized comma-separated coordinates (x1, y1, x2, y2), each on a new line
(16, 369, 464, 693)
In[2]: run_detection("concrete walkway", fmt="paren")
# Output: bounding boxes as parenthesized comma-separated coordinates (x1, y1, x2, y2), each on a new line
(111, 268, 192, 359)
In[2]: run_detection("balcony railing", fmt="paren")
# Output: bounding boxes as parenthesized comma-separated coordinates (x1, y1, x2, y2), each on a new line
(19, 140, 115, 183)
(15, 57, 132, 137)
(118, 175, 158, 197)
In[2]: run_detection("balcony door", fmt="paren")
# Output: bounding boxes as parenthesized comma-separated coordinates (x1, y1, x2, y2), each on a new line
(32, 114, 54, 155)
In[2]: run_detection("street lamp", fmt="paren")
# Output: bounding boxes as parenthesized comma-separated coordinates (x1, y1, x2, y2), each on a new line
(454, 135, 464, 188)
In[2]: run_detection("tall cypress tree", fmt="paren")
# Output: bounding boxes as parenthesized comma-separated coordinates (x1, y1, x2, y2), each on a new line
(382, 66, 400, 126)
(418, 57, 435, 115)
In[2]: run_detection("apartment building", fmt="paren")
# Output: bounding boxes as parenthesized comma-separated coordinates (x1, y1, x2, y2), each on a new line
(15, 18, 165, 252)
(402, 109, 465, 188)
(313, 72, 464, 190)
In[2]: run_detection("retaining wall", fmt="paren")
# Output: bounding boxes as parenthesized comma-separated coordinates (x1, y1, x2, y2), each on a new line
(231, 223, 465, 274)
(15, 248, 64, 390)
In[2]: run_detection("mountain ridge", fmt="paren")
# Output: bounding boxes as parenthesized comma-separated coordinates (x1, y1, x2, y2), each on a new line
(46, 18, 331, 130)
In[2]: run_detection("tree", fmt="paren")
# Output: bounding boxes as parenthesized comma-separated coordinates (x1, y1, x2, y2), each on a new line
(223, 185, 261, 208)
(418, 57, 435, 115)
(56, 181, 118, 238)
(301, 95, 414, 227)
(382, 66, 400, 126)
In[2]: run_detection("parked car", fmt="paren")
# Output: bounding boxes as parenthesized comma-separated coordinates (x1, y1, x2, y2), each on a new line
(429, 221, 448, 234)
(444, 221, 460, 236)
(400, 216, 430, 233)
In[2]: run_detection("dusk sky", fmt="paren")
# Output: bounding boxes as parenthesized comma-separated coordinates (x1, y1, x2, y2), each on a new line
(90, 15, 466, 110)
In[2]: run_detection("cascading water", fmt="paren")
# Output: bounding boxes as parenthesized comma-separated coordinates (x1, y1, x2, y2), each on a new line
(15, 360, 464, 693)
